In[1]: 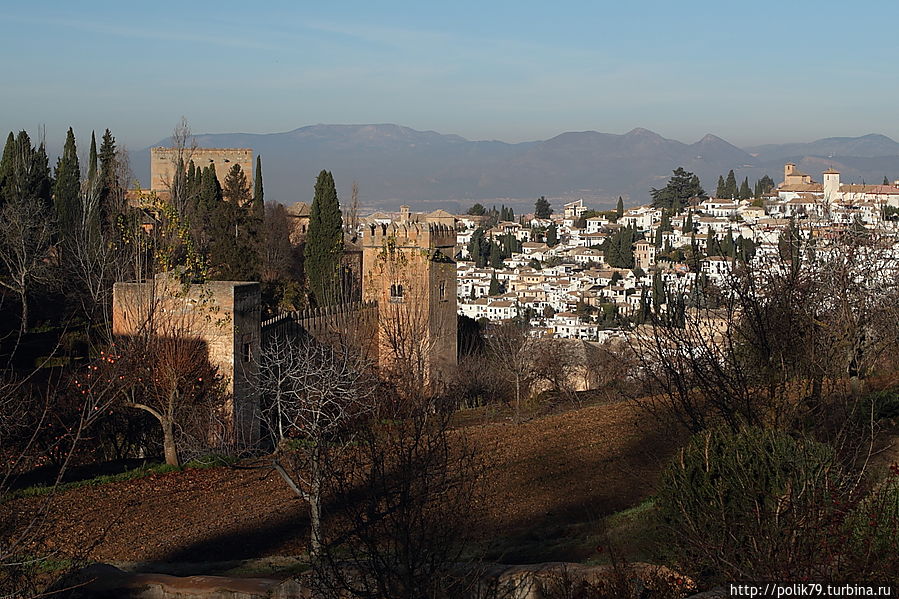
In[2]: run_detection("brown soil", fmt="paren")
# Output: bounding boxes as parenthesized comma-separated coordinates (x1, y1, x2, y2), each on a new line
(9, 397, 684, 566)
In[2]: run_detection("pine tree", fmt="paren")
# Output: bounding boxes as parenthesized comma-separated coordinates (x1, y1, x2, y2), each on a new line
(223, 164, 251, 205)
(716, 175, 726, 198)
(650, 168, 705, 213)
(305, 170, 343, 305)
(739, 177, 751, 200)
(616, 196, 624, 219)
(724, 170, 738, 199)
(535, 196, 552, 219)
(54, 127, 81, 241)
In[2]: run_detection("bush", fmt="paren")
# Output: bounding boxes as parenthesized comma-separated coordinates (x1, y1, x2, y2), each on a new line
(657, 427, 846, 583)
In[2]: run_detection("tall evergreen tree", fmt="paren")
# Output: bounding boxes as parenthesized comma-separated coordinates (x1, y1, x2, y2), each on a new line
(53, 127, 81, 241)
(87, 131, 98, 190)
(724, 169, 738, 199)
(616, 196, 624, 219)
(884, 176, 890, 186)
(252, 156, 264, 220)
(223, 164, 251, 205)
(0, 132, 14, 208)
(97, 129, 120, 228)
(535, 196, 552, 219)
(650, 167, 705, 213)
(739, 177, 751, 200)
(546, 223, 558, 247)
(488, 272, 501, 296)
(489, 240, 503, 268)
(716, 175, 726, 198)
(684, 210, 694, 233)
(304, 170, 343, 305)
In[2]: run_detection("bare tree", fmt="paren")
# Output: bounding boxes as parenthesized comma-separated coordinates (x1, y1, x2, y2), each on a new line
(346, 180, 360, 232)
(317, 391, 485, 599)
(0, 197, 56, 353)
(1, 363, 119, 596)
(257, 333, 376, 562)
(109, 279, 229, 467)
(486, 322, 535, 423)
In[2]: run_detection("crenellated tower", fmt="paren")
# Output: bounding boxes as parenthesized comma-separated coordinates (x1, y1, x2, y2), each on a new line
(362, 222, 457, 386)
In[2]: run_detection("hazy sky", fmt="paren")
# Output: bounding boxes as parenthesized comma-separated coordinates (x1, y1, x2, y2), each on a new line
(2, 1, 897, 153)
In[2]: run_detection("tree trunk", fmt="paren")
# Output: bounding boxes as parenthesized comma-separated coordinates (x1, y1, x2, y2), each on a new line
(309, 447, 323, 562)
(162, 418, 180, 467)
(514, 376, 521, 424)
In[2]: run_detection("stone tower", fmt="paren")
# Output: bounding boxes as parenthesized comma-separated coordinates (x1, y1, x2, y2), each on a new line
(361, 222, 457, 385)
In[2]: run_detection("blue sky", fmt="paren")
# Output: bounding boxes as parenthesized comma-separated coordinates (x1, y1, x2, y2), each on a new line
(2, 1, 896, 153)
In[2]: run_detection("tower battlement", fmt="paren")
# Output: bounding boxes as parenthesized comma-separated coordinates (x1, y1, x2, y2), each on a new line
(363, 222, 456, 250)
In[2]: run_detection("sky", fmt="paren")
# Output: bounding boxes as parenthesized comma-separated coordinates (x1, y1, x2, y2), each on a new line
(2, 0, 898, 154)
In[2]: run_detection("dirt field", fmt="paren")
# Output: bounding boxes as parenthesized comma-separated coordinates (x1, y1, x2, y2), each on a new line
(9, 397, 684, 566)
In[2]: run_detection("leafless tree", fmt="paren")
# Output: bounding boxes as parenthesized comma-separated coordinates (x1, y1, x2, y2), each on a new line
(317, 391, 485, 599)
(257, 333, 376, 562)
(109, 279, 229, 467)
(346, 180, 360, 232)
(1, 363, 119, 596)
(0, 197, 56, 354)
(486, 322, 535, 423)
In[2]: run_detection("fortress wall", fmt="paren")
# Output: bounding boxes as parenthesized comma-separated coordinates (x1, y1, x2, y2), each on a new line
(150, 147, 253, 192)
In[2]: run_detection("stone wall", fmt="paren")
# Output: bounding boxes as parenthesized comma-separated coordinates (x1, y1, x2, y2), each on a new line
(150, 147, 253, 192)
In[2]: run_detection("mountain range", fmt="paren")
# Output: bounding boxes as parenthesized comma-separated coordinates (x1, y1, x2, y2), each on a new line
(131, 125, 899, 212)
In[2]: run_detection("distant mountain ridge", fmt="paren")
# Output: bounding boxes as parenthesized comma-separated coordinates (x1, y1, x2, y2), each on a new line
(131, 125, 899, 212)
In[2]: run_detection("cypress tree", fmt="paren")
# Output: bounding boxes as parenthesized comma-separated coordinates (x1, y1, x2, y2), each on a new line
(87, 131, 98, 188)
(546, 223, 558, 247)
(716, 175, 726, 198)
(489, 240, 503, 268)
(54, 127, 81, 240)
(0, 132, 14, 208)
(488, 272, 501, 296)
(724, 170, 738, 199)
(616, 196, 624, 218)
(97, 129, 119, 227)
(739, 177, 751, 200)
(305, 170, 343, 305)
(884, 176, 890, 186)
(684, 210, 694, 233)
(252, 156, 264, 220)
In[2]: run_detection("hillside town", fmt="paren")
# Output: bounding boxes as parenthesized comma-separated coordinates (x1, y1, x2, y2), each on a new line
(403, 163, 899, 341)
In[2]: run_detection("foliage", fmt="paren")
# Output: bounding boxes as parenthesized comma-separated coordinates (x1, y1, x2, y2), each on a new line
(657, 427, 844, 582)
(650, 168, 705, 213)
(535, 195, 553, 219)
(305, 170, 344, 305)
(467, 203, 486, 216)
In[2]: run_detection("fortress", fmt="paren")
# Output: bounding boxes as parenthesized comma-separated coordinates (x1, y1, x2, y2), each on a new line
(149, 147, 253, 192)
(112, 196, 458, 444)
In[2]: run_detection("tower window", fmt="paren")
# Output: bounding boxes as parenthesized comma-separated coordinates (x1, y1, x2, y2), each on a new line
(439, 281, 446, 300)
(242, 342, 251, 363)
(389, 283, 404, 303)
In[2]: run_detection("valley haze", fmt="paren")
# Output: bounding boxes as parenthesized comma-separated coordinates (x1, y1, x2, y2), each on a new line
(132, 124, 899, 212)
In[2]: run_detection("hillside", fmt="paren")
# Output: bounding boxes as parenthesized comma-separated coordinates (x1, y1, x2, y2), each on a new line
(130, 125, 899, 212)
(12, 398, 683, 566)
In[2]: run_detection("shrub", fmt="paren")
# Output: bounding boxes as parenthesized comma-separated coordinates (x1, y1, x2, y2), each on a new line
(657, 427, 847, 583)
